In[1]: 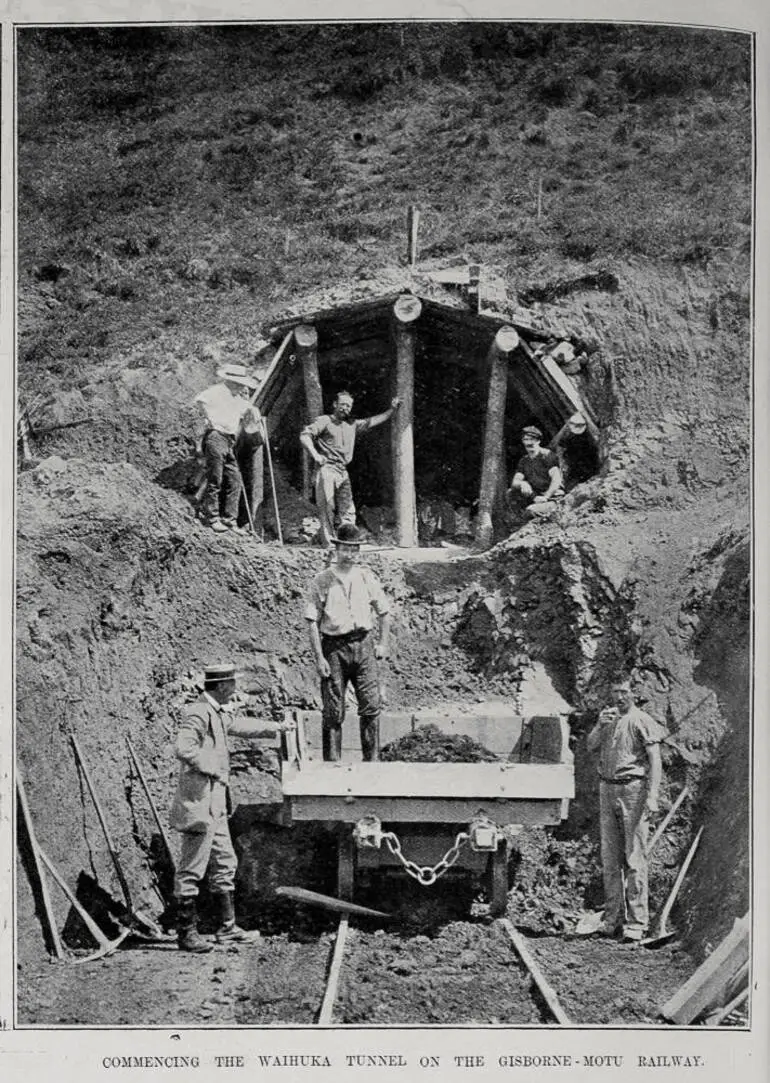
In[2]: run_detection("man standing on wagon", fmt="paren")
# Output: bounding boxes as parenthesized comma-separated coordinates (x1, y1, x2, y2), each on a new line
(304, 524, 392, 762)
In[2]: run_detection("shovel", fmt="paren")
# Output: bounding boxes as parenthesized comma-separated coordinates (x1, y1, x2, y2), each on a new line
(641, 826, 703, 947)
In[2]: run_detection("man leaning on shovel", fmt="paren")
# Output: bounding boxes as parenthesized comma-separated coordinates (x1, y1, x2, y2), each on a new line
(169, 663, 294, 952)
(586, 677, 666, 942)
(193, 363, 262, 534)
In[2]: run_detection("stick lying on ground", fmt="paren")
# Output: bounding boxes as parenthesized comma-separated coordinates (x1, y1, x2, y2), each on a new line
(275, 885, 389, 920)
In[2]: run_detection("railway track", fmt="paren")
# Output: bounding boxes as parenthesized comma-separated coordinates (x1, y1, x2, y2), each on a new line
(310, 914, 572, 1026)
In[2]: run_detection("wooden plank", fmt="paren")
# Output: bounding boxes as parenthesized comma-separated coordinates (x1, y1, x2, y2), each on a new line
(527, 345, 600, 434)
(317, 915, 349, 1025)
(501, 919, 573, 1025)
(254, 330, 294, 412)
(281, 761, 575, 800)
(661, 915, 750, 1024)
(285, 796, 565, 825)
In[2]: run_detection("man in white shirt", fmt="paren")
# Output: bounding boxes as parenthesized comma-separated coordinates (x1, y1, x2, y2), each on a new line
(304, 524, 391, 760)
(194, 364, 261, 533)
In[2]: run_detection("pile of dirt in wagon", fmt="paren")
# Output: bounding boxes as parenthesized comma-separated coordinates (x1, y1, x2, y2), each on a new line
(380, 723, 498, 762)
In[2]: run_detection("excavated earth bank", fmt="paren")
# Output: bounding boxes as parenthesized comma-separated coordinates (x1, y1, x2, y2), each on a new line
(15, 254, 751, 1025)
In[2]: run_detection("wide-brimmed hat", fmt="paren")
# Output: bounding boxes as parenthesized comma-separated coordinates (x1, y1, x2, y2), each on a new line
(521, 425, 543, 440)
(204, 663, 237, 684)
(568, 412, 587, 434)
(217, 363, 259, 389)
(331, 524, 364, 547)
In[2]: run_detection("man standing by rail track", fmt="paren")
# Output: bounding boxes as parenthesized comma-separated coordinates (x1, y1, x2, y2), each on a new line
(304, 524, 391, 761)
(169, 663, 294, 952)
(586, 677, 666, 942)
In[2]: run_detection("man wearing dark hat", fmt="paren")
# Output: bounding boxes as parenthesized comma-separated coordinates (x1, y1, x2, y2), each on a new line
(586, 677, 666, 941)
(507, 425, 564, 518)
(300, 390, 401, 548)
(169, 663, 293, 952)
(304, 524, 391, 761)
(193, 363, 262, 533)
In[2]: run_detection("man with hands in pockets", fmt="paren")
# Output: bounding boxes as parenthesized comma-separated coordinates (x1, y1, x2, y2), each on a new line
(586, 677, 666, 942)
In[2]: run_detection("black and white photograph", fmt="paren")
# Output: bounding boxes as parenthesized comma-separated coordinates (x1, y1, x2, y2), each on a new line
(2, 5, 767, 1074)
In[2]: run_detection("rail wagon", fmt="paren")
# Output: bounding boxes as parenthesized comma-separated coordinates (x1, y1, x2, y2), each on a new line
(279, 706, 575, 915)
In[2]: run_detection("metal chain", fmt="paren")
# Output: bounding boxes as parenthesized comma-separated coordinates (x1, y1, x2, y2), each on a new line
(381, 829, 469, 886)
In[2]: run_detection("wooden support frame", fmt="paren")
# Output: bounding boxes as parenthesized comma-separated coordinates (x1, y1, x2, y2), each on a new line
(392, 294, 421, 547)
(476, 326, 519, 548)
(296, 323, 323, 500)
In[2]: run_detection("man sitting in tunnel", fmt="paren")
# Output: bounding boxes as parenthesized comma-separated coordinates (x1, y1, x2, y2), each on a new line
(300, 389, 400, 549)
(507, 425, 565, 519)
(553, 412, 600, 489)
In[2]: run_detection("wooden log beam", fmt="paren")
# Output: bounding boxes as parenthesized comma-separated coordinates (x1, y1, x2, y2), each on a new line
(392, 294, 421, 547)
(661, 914, 750, 1024)
(475, 326, 519, 548)
(296, 324, 323, 500)
(407, 205, 420, 268)
(500, 919, 573, 1025)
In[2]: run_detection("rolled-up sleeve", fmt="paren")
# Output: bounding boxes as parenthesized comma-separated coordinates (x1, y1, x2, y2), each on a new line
(636, 712, 667, 746)
(301, 415, 328, 440)
(366, 570, 390, 615)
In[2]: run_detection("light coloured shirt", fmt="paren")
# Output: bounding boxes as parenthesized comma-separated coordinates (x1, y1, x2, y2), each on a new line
(301, 414, 373, 470)
(594, 705, 667, 782)
(304, 565, 390, 636)
(194, 383, 253, 436)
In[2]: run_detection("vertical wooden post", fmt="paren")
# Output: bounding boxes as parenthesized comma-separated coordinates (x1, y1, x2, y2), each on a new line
(468, 263, 481, 314)
(296, 324, 322, 500)
(392, 294, 422, 547)
(407, 205, 420, 268)
(475, 325, 520, 549)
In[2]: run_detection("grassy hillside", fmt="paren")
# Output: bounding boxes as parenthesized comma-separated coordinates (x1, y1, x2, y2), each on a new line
(18, 24, 752, 411)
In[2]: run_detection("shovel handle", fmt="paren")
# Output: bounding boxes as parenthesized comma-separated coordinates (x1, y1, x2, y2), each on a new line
(70, 734, 133, 912)
(646, 786, 689, 856)
(126, 737, 176, 872)
(658, 826, 704, 928)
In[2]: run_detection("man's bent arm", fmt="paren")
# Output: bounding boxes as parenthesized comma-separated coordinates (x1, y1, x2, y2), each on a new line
(300, 430, 326, 464)
(541, 464, 564, 499)
(377, 611, 391, 655)
(308, 619, 326, 669)
(646, 743, 662, 809)
(364, 398, 400, 432)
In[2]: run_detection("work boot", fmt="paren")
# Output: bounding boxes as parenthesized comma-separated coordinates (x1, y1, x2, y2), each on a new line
(322, 727, 342, 762)
(360, 718, 380, 762)
(176, 897, 213, 953)
(205, 517, 228, 534)
(213, 891, 261, 944)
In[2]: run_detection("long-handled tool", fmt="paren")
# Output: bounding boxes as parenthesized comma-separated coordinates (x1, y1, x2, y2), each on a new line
(126, 736, 176, 874)
(645, 785, 689, 856)
(38, 845, 131, 963)
(261, 417, 284, 545)
(16, 775, 64, 959)
(575, 786, 690, 936)
(275, 885, 390, 920)
(642, 826, 703, 947)
(70, 734, 164, 940)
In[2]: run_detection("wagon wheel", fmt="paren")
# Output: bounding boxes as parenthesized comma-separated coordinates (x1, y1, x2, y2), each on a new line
(488, 838, 510, 917)
(337, 828, 356, 901)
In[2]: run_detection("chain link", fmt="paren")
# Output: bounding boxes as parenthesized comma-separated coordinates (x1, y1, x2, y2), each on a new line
(381, 829, 469, 886)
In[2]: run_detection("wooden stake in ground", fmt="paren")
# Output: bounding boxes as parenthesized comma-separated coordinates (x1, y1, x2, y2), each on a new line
(406, 205, 420, 268)
(296, 323, 323, 501)
(475, 326, 519, 548)
(392, 294, 421, 547)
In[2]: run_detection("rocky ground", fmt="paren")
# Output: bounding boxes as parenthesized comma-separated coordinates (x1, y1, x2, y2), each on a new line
(14, 25, 752, 1028)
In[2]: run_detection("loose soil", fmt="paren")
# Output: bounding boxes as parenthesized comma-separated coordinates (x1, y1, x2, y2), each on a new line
(14, 26, 752, 1029)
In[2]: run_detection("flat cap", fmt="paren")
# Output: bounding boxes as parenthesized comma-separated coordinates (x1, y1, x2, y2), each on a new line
(204, 663, 237, 683)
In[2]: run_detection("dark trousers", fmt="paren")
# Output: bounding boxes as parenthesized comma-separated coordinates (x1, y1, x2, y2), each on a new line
(321, 632, 381, 761)
(202, 431, 241, 524)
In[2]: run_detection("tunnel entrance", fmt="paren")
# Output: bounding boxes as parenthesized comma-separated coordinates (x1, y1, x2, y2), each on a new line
(258, 291, 600, 546)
